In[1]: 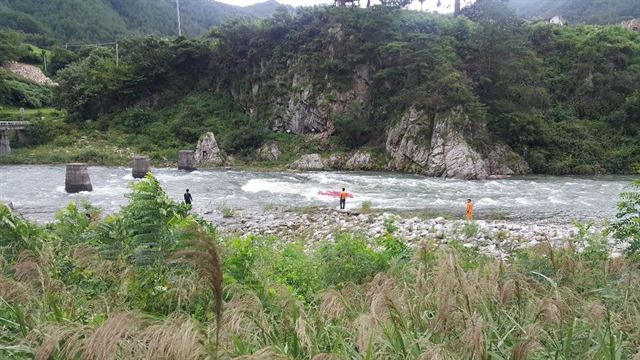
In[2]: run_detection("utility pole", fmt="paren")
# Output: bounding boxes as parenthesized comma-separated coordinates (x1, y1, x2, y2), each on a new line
(115, 42, 119, 66)
(176, 0, 182, 37)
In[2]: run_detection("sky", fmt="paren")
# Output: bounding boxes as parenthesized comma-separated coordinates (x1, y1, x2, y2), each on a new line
(216, 0, 474, 13)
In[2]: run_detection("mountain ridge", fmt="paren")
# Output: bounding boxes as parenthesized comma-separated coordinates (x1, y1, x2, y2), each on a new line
(0, 0, 287, 42)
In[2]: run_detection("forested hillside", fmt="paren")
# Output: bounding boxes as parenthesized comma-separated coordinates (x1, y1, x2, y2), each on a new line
(506, 0, 640, 24)
(0, 0, 285, 42)
(43, 0, 640, 176)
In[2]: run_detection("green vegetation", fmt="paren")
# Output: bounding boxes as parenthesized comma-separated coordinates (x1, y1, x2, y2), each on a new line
(220, 204, 236, 219)
(360, 200, 373, 213)
(609, 180, 640, 256)
(1, 176, 640, 359)
(20, 3, 631, 174)
(1, 1, 639, 174)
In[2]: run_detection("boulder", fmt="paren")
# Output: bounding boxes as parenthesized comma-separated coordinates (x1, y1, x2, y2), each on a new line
(257, 142, 281, 161)
(345, 151, 374, 170)
(290, 154, 327, 171)
(194, 132, 224, 166)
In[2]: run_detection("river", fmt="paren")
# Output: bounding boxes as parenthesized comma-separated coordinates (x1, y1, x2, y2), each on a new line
(0, 165, 635, 223)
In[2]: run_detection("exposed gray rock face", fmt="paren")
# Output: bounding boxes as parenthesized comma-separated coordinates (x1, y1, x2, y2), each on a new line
(290, 154, 326, 171)
(345, 151, 373, 170)
(257, 142, 281, 161)
(620, 19, 640, 32)
(386, 107, 529, 180)
(194, 132, 224, 166)
(272, 63, 372, 137)
(327, 154, 347, 169)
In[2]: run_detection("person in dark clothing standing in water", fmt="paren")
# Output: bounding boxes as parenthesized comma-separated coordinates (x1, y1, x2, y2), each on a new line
(184, 189, 193, 206)
(339, 188, 348, 210)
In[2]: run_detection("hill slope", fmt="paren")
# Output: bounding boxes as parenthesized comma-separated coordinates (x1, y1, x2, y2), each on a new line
(0, 0, 285, 42)
(47, 5, 640, 177)
(506, 0, 640, 24)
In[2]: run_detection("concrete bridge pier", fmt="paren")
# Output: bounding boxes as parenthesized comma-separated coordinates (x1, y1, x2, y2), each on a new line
(132, 156, 150, 179)
(0, 131, 10, 156)
(65, 163, 93, 193)
(178, 150, 196, 171)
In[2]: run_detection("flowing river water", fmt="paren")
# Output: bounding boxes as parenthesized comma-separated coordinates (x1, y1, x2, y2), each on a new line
(0, 165, 635, 223)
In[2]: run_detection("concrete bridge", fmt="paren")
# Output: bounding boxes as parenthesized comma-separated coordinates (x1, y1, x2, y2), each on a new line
(0, 121, 31, 156)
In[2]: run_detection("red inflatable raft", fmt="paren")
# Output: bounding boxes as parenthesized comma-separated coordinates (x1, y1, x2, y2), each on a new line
(318, 191, 354, 198)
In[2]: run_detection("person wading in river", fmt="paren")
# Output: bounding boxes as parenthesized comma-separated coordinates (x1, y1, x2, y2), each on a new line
(466, 198, 474, 221)
(184, 189, 193, 206)
(339, 188, 348, 210)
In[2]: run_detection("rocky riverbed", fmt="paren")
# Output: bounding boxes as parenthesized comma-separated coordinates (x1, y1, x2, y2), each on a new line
(201, 207, 625, 259)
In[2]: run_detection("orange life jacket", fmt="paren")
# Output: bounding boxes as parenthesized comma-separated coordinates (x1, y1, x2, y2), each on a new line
(466, 202, 474, 214)
(340, 191, 348, 200)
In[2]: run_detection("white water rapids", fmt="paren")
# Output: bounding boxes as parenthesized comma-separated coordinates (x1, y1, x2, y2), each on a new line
(0, 165, 635, 223)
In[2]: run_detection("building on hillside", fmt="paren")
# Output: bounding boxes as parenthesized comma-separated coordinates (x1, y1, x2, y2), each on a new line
(334, 0, 360, 7)
(549, 15, 567, 26)
(620, 19, 640, 32)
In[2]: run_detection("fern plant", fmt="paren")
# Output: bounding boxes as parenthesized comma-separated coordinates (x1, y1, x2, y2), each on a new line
(119, 173, 191, 266)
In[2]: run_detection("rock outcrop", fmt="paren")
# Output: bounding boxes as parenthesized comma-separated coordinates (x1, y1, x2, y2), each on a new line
(345, 151, 374, 170)
(194, 132, 224, 166)
(272, 63, 372, 137)
(290, 154, 326, 171)
(386, 107, 529, 180)
(257, 142, 282, 161)
(3, 62, 57, 86)
(620, 19, 640, 32)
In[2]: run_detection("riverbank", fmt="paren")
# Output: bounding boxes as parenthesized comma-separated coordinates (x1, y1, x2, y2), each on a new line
(202, 207, 623, 259)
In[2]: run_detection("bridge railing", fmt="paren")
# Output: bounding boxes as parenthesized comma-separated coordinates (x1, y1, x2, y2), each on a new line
(0, 121, 31, 129)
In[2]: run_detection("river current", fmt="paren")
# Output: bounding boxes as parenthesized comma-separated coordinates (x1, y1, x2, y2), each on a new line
(0, 165, 635, 223)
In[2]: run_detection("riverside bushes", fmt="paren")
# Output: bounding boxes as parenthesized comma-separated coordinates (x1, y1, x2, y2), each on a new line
(1, 176, 640, 359)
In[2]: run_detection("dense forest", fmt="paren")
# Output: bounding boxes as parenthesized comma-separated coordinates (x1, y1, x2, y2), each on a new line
(506, 0, 640, 24)
(0, 0, 284, 43)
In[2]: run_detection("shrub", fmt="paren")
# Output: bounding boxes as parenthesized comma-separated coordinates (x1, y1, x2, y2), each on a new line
(360, 200, 373, 214)
(607, 180, 640, 255)
(317, 235, 387, 285)
(219, 204, 235, 218)
(463, 221, 479, 239)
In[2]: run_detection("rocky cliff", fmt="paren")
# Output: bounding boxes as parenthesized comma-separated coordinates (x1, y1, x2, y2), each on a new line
(242, 20, 530, 179)
(385, 107, 529, 179)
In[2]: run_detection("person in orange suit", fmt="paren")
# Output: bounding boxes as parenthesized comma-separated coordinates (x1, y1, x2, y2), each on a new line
(466, 199, 474, 220)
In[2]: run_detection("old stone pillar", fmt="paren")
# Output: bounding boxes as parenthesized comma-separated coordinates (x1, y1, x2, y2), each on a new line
(178, 150, 196, 171)
(132, 156, 150, 179)
(0, 131, 10, 156)
(65, 163, 93, 193)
